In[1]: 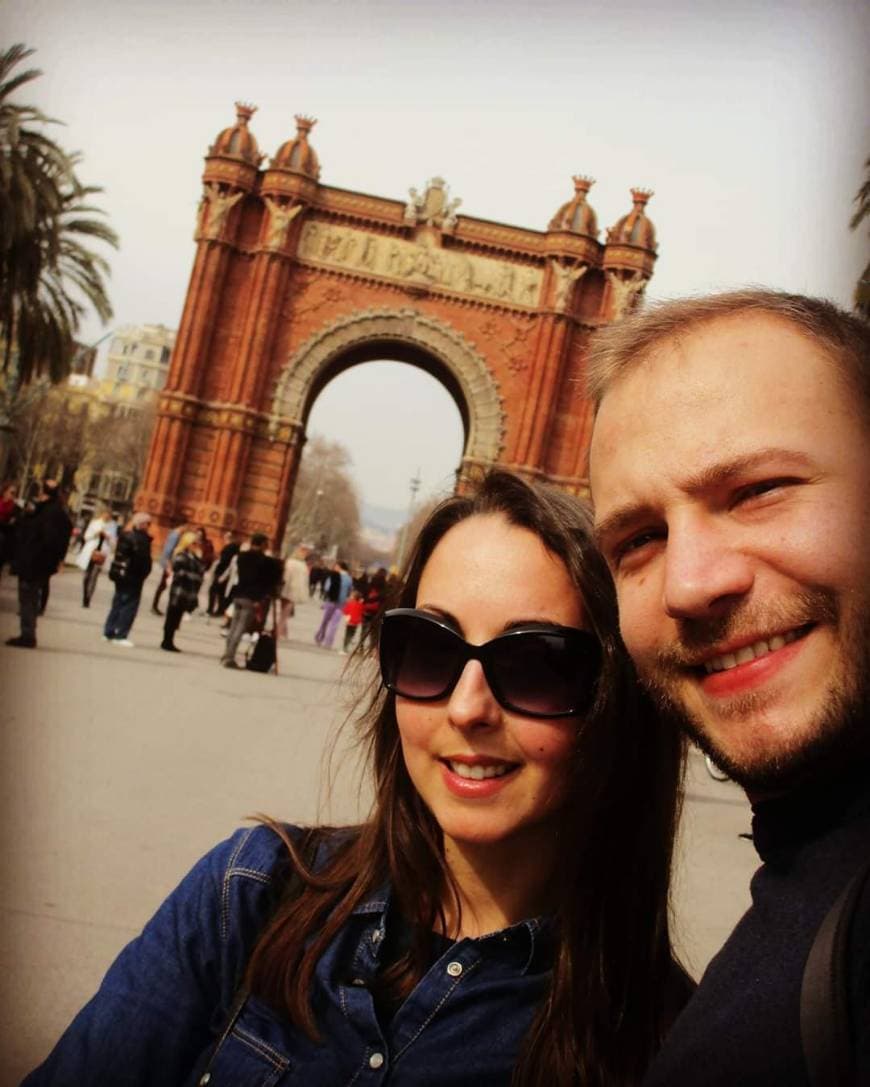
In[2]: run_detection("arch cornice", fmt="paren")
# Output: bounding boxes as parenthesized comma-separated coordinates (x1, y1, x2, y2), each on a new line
(269, 307, 506, 464)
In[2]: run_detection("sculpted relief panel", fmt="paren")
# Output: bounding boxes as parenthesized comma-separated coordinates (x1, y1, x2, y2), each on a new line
(296, 221, 542, 310)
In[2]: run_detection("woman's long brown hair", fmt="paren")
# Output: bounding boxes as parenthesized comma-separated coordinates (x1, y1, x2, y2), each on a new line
(244, 470, 688, 1086)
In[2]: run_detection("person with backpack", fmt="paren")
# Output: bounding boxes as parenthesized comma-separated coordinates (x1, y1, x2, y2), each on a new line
(102, 512, 153, 647)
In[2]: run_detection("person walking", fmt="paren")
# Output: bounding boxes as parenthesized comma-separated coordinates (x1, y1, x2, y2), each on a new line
(161, 532, 205, 652)
(340, 587, 364, 654)
(75, 507, 115, 608)
(277, 546, 310, 638)
(313, 560, 352, 649)
(587, 289, 870, 1085)
(103, 512, 153, 647)
(5, 480, 72, 649)
(220, 533, 282, 668)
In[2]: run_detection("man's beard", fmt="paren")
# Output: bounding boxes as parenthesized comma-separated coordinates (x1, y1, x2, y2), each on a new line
(636, 589, 870, 792)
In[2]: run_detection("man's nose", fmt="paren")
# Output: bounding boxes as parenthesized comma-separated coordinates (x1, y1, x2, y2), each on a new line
(447, 660, 501, 730)
(663, 516, 753, 620)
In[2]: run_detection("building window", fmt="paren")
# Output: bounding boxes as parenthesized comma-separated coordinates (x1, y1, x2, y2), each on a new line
(145, 349, 154, 361)
(160, 347, 170, 364)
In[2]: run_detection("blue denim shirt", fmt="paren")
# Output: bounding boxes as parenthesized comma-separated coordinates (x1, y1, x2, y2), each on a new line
(24, 826, 553, 1086)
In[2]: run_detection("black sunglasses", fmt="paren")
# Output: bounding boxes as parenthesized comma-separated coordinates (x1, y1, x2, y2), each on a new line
(379, 608, 600, 718)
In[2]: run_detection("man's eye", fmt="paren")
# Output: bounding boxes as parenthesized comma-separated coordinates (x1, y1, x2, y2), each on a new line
(614, 530, 662, 564)
(734, 477, 798, 505)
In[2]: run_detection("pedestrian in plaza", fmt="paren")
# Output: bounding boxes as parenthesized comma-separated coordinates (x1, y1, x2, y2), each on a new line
(587, 289, 870, 1085)
(161, 531, 206, 653)
(313, 559, 352, 649)
(277, 545, 310, 639)
(24, 471, 689, 1086)
(5, 480, 72, 649)
(207, 530, 238, 616)
(103, 512, 153, 647)
(75, 507, 116, 608)
(220, 532, 282, 668)
(0, 481, 20, 579)
(340, 587, 364, 654)
(150, 519, 185, 616)
(360, 565, 388, 647)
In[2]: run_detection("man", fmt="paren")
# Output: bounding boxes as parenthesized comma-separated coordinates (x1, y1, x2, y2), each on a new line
(587, 289, 870, 1084)
(6, 479, 72, 649)
(313, 560, 352, 650)
(220, 533, 282, 668)
(103, 512, 153, 647)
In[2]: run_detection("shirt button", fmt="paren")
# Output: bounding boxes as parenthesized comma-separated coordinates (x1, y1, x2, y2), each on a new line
(371, 928, 384, 944)
(446, 961, 463, 977)
(198, 1076, 211, 1086)
(369, 1052, 385, 1069)
(352, 977, 366, 986)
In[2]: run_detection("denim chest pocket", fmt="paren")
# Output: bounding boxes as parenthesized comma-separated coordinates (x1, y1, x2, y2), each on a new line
(195, 998, 293, 1087)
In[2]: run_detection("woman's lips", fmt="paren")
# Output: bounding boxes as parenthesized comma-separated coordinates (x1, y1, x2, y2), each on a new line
(440, 758, 520, 798)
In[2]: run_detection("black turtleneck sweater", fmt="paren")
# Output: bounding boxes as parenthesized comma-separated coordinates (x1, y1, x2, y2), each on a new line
(644, 762, 870, 1086)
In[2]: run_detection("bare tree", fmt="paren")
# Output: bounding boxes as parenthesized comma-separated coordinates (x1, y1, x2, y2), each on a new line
(284, 434, 362, 557)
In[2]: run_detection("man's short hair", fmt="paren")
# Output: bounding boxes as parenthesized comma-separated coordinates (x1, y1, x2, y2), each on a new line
(586, 288, 870, 417)
(250, 532, 268, 548)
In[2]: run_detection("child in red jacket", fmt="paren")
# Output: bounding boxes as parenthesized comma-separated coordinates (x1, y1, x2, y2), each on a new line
(341, 590, 365, 654)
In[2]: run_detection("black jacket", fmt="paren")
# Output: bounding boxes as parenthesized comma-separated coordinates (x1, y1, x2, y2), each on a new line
(114, 528, 153, 590)
(14, 496, 73, 580)
(234, 550, 282, 601)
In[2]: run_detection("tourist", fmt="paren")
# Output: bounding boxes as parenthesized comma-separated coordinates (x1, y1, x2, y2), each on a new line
(5, 479, 72, 649)
(102, 512, 153, 647)
(220, 532, 282, 668)
(360, 565, 388, 646)
(340, 587, 364, 654)
(23, 471, 689, 1085)
(587, 289, 870, 1084)
(313, 559, 352, 649)
(0, 481, 19, 579)
(207, 530, 238, 617)
(277, 545, 310, 638)
(75, 506, 116, 608)
(150, 519, 185, 616)
(161, 531, 206, 653)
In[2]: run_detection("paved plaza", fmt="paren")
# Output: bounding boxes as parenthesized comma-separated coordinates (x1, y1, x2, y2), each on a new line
(1, 564, 758, 1083)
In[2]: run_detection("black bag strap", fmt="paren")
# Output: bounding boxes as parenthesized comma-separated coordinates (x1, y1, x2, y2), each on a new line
(195, 829, 322, 1085)
(800, 861, 870, 1087)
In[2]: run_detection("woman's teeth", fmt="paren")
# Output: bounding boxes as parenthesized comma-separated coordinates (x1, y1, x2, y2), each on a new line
(448, 761, 512, 780)
(703, 628, 802, 674)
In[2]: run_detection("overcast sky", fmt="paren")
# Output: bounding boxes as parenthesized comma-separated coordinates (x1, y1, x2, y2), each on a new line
(6, 0, 869, 510)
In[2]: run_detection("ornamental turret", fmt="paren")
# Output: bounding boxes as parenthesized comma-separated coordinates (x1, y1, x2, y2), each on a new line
(548, 176, 598, 238)
(271, 115, 321, 179)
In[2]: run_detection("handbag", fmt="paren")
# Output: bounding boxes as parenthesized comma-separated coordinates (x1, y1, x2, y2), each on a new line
(91, 549, 107, 567)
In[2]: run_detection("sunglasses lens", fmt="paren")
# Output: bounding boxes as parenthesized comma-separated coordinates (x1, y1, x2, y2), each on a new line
(490, 632, 596, 716)
(380, 613, 460, 699)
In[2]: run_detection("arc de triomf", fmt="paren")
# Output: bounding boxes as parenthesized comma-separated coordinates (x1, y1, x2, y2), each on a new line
(138, 105, 658, 544)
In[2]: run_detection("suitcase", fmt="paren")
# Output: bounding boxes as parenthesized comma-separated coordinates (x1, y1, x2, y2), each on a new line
(246, 632, 276, 673)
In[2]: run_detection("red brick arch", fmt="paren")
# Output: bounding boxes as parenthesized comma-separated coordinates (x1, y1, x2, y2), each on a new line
(138, 112, 657, 546)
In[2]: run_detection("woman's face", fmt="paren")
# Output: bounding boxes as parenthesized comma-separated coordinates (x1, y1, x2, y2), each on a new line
(396, 513, 586, 853)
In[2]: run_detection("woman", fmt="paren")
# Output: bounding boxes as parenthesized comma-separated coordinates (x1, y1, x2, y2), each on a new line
(75, 507, 116, 608)
(25, 472, 688, 1085)
(161, 531, 205, 652)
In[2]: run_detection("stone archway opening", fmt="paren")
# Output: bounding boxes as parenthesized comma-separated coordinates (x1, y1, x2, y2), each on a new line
(287, 355, 466, 557)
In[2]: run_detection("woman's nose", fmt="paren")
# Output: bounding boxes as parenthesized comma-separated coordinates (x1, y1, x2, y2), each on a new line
(446, 660, 502, 730)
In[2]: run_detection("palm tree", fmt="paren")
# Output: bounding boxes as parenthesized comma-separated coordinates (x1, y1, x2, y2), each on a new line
(0, 43, 118, 384)
(850, 156, 869, 318)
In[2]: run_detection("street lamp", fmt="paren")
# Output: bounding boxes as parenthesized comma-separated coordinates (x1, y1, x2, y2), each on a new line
(396, 470, 422, 569)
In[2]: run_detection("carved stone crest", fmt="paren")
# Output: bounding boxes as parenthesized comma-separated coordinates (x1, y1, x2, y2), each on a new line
(403, 177, 462, 232)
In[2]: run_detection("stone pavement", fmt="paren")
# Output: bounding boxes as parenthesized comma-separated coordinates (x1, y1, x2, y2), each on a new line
(0, 564, 758, 1083)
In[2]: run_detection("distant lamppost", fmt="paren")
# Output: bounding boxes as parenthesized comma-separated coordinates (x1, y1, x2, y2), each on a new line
(396, 470, 422, 569)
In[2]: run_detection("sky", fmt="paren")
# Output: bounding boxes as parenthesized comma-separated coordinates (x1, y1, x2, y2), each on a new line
(6, 0, 869, 511)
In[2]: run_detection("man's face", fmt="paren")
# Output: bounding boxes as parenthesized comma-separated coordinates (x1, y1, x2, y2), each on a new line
(590, 313, 870, 790)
